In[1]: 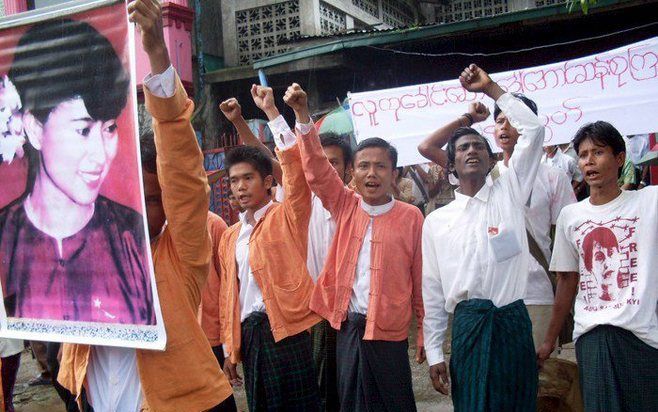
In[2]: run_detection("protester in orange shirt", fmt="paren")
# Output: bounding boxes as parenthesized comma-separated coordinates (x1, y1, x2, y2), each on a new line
(218, 91, 321, 411)
(58, 2, 233, 410)
(294, 82, 425, 412)
(199, 211, 237, 412)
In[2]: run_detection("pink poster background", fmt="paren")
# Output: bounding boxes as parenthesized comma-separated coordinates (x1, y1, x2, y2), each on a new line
(0, 2, 142, 214)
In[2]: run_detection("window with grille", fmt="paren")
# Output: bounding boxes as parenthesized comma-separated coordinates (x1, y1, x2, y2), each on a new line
(320, 1, 347, 35)
(535, 0, 565, 7)
(352, 0, 379, 18)
(382, 0, 415, 27)
(235, 1, 301, 65)
(433, 0, 508, 23)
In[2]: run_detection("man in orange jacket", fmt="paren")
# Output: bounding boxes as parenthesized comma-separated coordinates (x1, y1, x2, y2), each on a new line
(294, 83, 425, 412)
(218, 90, 321, 411)
(199, 211, 238, 412)
(58, 1, 233, 411)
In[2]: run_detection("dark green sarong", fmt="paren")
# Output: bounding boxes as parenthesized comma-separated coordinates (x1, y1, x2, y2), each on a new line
(241, 312, 320, 412)
(450, 299, 537, 412)
(576, 325, 658, 412)
(311, 319, 339, 412)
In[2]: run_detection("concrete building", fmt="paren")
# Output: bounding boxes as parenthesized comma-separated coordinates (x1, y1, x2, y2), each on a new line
(203, 0, 658, 142)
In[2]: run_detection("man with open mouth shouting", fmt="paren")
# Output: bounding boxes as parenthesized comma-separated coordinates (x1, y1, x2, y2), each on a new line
(420, 64, 545, 411)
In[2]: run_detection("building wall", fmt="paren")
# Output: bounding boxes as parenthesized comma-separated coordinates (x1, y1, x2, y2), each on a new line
(219, 0, 417, 67)
(197, 0, 224, 70)
(420, 0, 559, 24)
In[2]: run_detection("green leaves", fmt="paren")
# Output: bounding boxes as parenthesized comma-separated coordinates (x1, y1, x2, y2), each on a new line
(567, 0, 597, 14)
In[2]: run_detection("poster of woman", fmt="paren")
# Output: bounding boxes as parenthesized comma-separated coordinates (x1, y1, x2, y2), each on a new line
(0, 0, 165, 349)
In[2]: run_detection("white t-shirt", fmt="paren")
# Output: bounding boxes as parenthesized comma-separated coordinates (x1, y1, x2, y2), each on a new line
(499, 163, 576, 305)
(550, 187, 658, 348)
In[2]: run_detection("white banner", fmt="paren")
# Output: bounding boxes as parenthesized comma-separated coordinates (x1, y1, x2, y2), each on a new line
(348, 37, 658, 166)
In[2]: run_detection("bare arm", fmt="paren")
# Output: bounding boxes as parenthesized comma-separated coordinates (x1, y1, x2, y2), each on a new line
(536, 271, 579, 366)
(418, 102, 491, 168)
(219, 98, 283, 184)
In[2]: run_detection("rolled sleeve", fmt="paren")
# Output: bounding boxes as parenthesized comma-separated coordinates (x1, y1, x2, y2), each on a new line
(267, 115, 297, 150)
(295, 121, 314, 136)
(143, 65, 176, 98)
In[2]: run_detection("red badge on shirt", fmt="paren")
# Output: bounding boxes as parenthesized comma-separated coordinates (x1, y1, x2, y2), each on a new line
(487, 226, 499, 236)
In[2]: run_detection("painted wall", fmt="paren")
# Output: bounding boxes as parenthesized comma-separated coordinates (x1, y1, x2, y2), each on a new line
(134, 20, 194, 88)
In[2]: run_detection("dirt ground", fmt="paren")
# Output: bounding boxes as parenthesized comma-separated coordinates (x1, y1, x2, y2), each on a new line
(13, 324, 577, 412)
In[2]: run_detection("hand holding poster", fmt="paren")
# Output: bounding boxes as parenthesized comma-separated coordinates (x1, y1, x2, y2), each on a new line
(349, 37, 658, 166)
(0, 0, 165, 349)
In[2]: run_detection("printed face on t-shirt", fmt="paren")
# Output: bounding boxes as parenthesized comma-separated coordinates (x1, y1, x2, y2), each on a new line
(589, 238, 622, 301)
(578, 223, 639, 310)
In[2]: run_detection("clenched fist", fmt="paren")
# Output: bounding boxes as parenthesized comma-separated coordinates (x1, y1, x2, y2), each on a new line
(219, 98, 242, 123)
(468, 101, 490, 123)
(459, 64, 504, 101)
(459, 64, 493, 93)
(283, 83, 310, 123)
(128, 0, 169, 74)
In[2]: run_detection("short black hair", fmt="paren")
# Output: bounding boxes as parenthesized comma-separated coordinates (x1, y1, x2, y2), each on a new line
(320, 133, 353, 166)
(573, 121, 625, 156)
(493, 93, 538, 120)
(354, 137, 397, 169)
(573, 121, 625, 177)
(225, 146, 273, 179)
(9, 18, 129, 124)
(447, 127, 495, 178)
(140, 130, 157, 174)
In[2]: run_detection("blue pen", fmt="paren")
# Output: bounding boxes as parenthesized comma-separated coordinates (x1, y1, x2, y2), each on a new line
(258, 69, 268, 87)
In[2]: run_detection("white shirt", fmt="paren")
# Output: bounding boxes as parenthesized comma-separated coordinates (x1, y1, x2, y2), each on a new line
(307, 195, 335, 281)
(349, 197, 396, 314)
(422, 93, 544, 366)
(87, 346, 143, 412)
(85, 65, 177, 412)
(498, 162, 576, 305)
(550, 187, 658, 348)
(561, 142, 578, 163)
(542, 148, 583, 182)
(0, 338, 23, 358)
(269, 117, 336, 282)
(624, 134, 650, 166)
(236, 201, 272, 322)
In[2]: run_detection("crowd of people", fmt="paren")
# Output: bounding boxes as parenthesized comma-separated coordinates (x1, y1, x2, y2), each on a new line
(0, 1, 656, 411)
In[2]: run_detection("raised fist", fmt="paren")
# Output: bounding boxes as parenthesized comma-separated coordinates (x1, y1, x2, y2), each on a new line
(283, 83, 308, 113)
(128, 0, 169, 74)
(459, 64, 494, 94)
(219, 98, 242, 123)
(250, 85, 275, 112)
(468, 101, 490, 123)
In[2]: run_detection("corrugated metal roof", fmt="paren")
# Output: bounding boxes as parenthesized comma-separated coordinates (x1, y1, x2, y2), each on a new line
(251, 0, 624, 69)
(279, 23, 436, 44)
